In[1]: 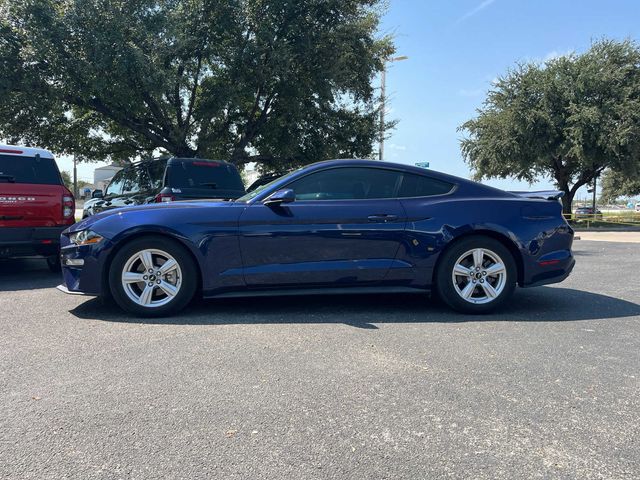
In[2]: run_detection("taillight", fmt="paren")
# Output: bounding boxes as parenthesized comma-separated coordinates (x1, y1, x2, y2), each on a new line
(62, 193, 75, 220)
(155, 193, 175, 203)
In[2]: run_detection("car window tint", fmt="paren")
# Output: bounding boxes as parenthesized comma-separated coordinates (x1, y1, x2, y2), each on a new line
(105, 170, 125, 196)
(168, 161, 245, 191)
(137, 166, 152, 192)
(236, 170, 299, 202)
(286, 167, 402, 201)
(0, 155, 61, 185)
(398, 173, 454, 198)
(146, 160, 167, 189)
(121, 166, 143, 195)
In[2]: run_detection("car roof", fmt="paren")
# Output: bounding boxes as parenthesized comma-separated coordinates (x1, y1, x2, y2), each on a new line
(0, 144, 55, 159)
(245, 158, 514, 203)
(124, 157, 237, 169)
(305, 159, 506, 192)
(167, 157, 235, 166)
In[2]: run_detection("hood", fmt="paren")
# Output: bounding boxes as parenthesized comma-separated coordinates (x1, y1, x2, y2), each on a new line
(66, 199, 236, 234)
(83, 198, 102, 208)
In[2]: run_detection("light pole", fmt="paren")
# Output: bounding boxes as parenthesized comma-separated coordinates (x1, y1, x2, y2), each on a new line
(379, 55, 408, 161)
(73, 154, 78, 198)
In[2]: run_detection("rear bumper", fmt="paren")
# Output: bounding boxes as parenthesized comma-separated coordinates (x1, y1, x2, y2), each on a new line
(0, 226, 67, 258)
(522, 256, 575, 288)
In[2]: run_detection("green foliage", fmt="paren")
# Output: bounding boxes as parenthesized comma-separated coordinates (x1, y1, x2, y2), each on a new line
(601, 169, 640, 203)
(459, 39, 640, 213)
(60, 170, 72, 191)
(0, 0, 393, 171)
(60, 170, 91, 192)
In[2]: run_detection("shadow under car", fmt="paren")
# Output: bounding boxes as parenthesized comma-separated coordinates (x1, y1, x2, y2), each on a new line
(69, 286, 640, 329)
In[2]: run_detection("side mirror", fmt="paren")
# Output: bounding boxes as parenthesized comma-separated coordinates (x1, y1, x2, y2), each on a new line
(264, 188, 295, 206)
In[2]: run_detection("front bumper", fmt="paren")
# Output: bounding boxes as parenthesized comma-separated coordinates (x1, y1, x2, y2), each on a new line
(59, 233, 113, 296)
(0, 226, 68, 259)
(56, 284, 92, 296)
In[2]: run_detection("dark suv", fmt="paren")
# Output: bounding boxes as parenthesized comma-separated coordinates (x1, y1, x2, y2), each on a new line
(86, 157, 246, 217)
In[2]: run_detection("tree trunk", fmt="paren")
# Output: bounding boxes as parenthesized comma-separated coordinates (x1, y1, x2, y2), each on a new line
(561, 190, 574, 216)
(172, 144, 197, 158)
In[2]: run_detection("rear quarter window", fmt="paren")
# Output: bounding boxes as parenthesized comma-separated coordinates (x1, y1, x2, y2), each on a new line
(398, 173, 454, 198)
(146, 160, 168, 190)
(0, 155, 62, 185)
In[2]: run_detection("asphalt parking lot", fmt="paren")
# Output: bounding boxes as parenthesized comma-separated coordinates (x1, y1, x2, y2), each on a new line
(1, 241, 639, 479)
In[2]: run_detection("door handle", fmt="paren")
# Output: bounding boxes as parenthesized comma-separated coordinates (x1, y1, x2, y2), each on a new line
(368, 214, 398, 223)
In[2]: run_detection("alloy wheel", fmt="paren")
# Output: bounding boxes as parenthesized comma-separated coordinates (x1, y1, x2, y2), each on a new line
(121, 249, 182, 308)
(451, 248, 507, 305)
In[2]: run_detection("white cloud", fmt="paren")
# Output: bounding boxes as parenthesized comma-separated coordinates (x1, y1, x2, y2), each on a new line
(455, 0, 497, 25)
(523, 49, 575, 65)
(388, 143, 407, 151)
(543, 49, 574, 62)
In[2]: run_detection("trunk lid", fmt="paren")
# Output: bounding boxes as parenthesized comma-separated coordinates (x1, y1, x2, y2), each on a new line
(508, 190, 565, 201)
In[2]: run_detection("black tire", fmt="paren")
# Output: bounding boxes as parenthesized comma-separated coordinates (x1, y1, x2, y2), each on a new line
(46, 254, 61, 273)
(435, 236, 517, 314)
(109, 236, 198, 317)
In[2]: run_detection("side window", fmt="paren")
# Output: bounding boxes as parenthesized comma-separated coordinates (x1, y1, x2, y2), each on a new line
(105, 170, 125, 196)
(138, 165, 152, 192)
(286, 167, 402, 201)
(121, 166, 142, 195)
(398, 173, 454, 198)
(146, 160, 167, 190)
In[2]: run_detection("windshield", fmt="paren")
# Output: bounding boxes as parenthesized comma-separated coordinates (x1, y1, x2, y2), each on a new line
(236, 169, 299, 202)
(0, 155, 62, 185)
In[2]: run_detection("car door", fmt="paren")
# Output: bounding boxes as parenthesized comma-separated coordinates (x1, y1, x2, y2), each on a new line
(238, 166, 407, 287)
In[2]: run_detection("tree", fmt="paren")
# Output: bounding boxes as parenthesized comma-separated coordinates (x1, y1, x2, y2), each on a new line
(60, 170, 91, 193)
(600, 170, 640, 203)
(0, 0, 393, 171)
(459, 39, 640, 214)
(60, 171, 73, 191)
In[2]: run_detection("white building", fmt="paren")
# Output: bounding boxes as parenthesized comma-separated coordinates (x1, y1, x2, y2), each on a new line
(242, 162, 260, 187)
(93, 165, 122, 191)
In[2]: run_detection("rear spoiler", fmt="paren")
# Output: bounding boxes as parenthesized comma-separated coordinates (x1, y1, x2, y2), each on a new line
(509, 190, 565, 201)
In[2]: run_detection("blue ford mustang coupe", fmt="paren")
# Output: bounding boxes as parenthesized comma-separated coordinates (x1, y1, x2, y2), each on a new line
(58, 160, 575, 317)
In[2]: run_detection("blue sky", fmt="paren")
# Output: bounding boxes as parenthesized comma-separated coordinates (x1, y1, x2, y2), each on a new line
(378, 0, 640, 197)
(60, 0, 640, 198)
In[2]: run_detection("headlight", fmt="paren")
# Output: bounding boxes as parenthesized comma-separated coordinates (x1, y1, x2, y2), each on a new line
(69, 230, 104, 246)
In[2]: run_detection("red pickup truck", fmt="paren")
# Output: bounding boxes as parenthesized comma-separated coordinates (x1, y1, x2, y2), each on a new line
(0, 145, 75, 271)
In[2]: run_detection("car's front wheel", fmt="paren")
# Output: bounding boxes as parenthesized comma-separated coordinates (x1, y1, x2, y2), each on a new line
(436, 236, 516, 314)
(109, 236, 197, 317)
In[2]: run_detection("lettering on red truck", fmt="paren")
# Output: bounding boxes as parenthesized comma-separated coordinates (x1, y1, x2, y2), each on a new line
(0, 196, 37, 203)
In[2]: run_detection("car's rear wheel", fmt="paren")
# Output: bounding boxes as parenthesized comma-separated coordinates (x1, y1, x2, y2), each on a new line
(436, 236, 516, 314)
(109, 237, 197, 317)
